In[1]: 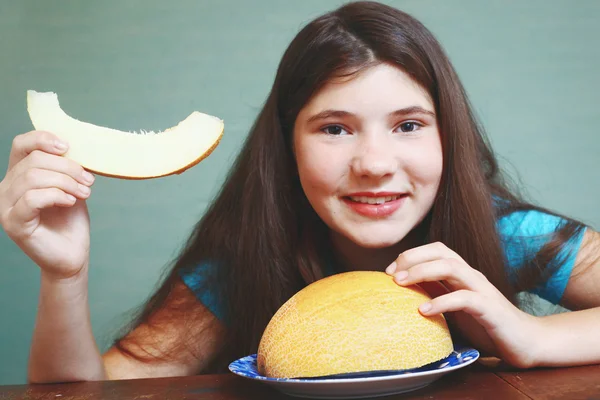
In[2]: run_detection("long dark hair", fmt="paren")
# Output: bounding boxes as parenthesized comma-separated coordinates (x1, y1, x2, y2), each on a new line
(114, 1, 590, 372)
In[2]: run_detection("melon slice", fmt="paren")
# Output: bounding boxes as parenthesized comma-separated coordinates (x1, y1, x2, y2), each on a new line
(26, 90, 224, 180)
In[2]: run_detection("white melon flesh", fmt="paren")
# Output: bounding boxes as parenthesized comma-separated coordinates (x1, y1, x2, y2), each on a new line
(26, 90, 224, 179)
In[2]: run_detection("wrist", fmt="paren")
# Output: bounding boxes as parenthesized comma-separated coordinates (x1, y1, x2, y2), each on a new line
(40, 263, 90, 301)
(40, 262, 89, 285)
(518, 312, 546, 368)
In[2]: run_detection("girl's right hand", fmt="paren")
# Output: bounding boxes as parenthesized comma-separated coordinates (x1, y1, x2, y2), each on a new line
(0, 131, 96, 280)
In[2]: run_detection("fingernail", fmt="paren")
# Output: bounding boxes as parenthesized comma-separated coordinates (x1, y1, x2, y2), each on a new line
(385, 261, 397, 275)
(419, 302, 432, 313)
(394, 270, 408, 281)
(54, 140, 68, 151)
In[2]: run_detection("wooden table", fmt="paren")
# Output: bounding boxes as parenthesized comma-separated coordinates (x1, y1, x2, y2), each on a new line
(1, 360, 599, 400)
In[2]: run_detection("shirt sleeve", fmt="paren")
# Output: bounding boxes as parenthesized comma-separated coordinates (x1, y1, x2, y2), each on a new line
(497, 209, 587, 304)
(178, 262, 226, 321)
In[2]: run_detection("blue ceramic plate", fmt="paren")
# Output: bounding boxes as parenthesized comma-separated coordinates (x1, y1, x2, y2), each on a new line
(229, 347, 479, 399)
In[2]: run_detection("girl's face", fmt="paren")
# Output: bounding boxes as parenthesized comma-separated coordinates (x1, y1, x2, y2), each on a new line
(293, 63, 443, 251)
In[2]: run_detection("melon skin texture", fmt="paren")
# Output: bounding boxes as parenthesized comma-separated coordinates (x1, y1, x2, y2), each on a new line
(257, 271, 453, 379)
(26, 90, 224, 180)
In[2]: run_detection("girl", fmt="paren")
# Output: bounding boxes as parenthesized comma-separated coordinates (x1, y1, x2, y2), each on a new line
(1, 1, 598, 383)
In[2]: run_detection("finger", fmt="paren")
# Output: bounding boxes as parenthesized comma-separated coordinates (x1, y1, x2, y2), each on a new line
(8, 131, 69, 172)
(418, 290, 502, 331)
(393, 258, 485, 291)
(6, 168, 91, 206)
(419, 290, 485, 319)
(4, 188, 77, 237)
(386, 241, 463, 274)
(10, 149, 95, 188)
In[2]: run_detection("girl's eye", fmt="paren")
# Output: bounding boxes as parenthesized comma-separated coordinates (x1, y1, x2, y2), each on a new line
(322, 125, 349, 136)
(397, 121, 422, 133)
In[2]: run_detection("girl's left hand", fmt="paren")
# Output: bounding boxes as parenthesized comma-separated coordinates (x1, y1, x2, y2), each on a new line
(386, 241, 541, 368)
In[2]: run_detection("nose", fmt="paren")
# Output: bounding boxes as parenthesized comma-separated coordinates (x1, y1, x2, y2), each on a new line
(350, 135, 398, 179)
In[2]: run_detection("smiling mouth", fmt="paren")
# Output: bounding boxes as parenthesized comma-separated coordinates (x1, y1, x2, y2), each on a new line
(345, 194, 406, 205)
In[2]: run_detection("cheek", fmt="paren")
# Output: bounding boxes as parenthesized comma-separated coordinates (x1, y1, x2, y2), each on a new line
(406, 138, 443, 187)
(295, 140, 345, 197)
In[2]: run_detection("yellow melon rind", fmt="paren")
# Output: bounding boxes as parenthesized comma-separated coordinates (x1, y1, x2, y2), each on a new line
(257, 271, 454, 378)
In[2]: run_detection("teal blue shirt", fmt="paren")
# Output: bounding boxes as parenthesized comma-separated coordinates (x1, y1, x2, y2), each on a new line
(180, 209, 587, 321)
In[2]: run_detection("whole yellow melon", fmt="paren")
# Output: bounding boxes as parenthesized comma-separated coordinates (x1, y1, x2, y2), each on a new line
(257, 271, 453, 378)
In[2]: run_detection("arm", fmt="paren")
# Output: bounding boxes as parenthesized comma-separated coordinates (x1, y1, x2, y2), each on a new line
(28, 266, 105, 383)
(28, 272, 225, 383)
(386, 234, 600, 369)
(103, 277, 226, 379)
(3, 132, 224, 383)
(530, 228, 600, 367)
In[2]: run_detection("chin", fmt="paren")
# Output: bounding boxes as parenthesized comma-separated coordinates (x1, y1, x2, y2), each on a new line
(328, 220, 416, 251)
(349, 234, 407, 249)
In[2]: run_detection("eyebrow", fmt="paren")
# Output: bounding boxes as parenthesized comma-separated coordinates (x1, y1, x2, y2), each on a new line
(305, 106, 436, 124)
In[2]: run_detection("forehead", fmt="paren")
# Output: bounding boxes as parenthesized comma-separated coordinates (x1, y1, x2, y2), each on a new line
(300, 63, 434, 117)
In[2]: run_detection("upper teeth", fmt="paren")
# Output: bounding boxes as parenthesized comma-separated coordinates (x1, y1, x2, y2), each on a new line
(349, 195, 402, 204)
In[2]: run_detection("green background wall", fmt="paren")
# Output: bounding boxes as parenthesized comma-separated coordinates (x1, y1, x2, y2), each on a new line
(0, 1, 598, 384)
